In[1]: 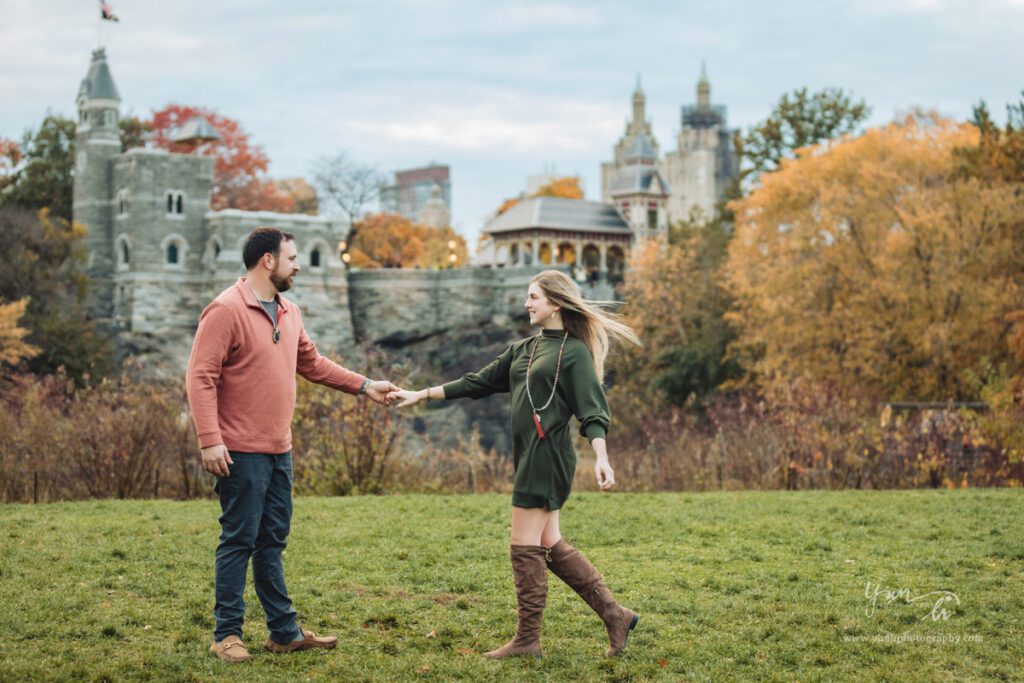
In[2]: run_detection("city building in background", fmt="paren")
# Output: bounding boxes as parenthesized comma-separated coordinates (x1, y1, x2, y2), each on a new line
(601, 65, 738, 224)
(379, 163, 451, 226)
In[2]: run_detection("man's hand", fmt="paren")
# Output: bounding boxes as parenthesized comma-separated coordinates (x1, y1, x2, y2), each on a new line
(201, 444, 233, 477)
(365, 380, 401, 406)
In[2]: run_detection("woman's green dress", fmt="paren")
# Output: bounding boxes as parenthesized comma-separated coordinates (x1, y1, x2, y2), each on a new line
(443, 328, 610, 510)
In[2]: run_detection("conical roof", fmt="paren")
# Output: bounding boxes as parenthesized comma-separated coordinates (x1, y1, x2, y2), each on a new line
(77, 48, 120, 102)
(172, 116, 222, 144)
(623, 132, 657, 164)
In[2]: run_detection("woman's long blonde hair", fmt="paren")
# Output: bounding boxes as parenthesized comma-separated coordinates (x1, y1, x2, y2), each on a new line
(531, 270, 641, 382)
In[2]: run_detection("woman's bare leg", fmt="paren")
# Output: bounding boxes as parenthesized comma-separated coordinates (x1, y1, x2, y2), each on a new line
(485, 506, 551, 659)
(510, 506, 551, 546)
(539, 509, 562, 548)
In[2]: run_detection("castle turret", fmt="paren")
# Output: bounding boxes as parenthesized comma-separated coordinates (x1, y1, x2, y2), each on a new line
(601, 76, 661, 203)
(73, 47, 122, 326)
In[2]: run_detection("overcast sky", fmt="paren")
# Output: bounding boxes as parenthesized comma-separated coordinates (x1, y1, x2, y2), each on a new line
(3, 0, 1023, 245)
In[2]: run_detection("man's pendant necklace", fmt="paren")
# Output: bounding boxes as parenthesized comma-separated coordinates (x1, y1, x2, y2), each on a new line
(246, 280, 281, 344)
(525, 330, 569, 440)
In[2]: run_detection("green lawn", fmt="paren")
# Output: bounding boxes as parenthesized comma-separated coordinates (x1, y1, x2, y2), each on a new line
(1, 490, 1021, 682)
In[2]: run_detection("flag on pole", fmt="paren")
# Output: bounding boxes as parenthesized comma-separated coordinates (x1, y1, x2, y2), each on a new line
(100, 1, 119, 22)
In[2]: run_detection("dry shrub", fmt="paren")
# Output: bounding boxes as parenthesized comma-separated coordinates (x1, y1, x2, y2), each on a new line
(1, 371, 202, 502)
(291, 377, 401, 496)
(606, 380, 1024, 491)
(389, 427, 514, 494)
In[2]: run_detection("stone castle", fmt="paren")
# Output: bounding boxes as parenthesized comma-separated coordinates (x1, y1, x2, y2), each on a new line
(73, 48, 736, 371)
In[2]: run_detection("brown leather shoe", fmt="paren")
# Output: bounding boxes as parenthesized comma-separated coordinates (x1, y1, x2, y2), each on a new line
(209, 635, 251, 663)
(483, 545, 547, 659)
(264, 628, 338, 653)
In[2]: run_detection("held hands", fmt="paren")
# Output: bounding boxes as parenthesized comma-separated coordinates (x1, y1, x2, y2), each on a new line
(365, 380, 401, 407)
(390, 389, 425, 408)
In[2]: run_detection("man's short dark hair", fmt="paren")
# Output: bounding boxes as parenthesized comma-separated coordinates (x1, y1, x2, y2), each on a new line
(243, 227, 296, 270)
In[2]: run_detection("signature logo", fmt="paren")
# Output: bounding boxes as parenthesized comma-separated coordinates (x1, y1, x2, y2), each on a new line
(864, 581, 960, 621)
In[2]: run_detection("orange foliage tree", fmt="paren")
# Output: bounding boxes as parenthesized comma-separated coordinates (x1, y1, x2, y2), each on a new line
(347, 213, 469, 269)
(725, 114, 1024, 402)
(0, 137, 21, 195)
(147, 105, 294, 212)
(0, 298, 39, 370)
(494, 176, 584, 216)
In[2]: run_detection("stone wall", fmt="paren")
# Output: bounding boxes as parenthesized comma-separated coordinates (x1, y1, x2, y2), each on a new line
(346, 265, 596, 345)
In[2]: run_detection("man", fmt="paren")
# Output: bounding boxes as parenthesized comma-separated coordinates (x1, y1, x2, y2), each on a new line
(186, 227, 398, 663)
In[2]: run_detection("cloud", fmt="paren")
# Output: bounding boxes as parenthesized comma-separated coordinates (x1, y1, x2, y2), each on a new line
(346, 99, 621, 155)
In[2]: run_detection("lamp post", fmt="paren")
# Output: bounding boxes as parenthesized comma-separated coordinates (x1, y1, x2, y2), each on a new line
(447, 240, 457, 269)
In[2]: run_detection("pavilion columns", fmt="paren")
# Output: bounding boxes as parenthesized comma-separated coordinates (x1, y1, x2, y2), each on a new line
(599, 243, 608, 272)
(532, 237, 540, 265)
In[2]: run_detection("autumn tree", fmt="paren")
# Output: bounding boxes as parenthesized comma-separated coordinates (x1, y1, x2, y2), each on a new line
(611, 217, 739, 411)
(494, 176, 584, 216)
(0, 298, 39, 370)
(147, 104, 294, 212)
(0, 136, 21, 196)
(348, 213, 424, 268)
(0, 116, 76, 221)
(0, 207, 113, 383)
(119, 114, 151, 152)
(725, 114, 1024, 402)
(348, 213, 469, 269)
(417, 226, 470, 269)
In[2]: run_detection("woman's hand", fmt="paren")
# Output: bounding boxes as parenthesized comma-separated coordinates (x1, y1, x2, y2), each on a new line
(392, 389, 426, 408)
(595, 458, 616, 491)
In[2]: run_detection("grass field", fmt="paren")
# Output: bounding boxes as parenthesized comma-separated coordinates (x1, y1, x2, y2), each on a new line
(1, 489, 1021, 682)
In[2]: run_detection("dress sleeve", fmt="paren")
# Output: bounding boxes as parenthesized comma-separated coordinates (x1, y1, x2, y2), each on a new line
(442, 344, 515, 399)
(565, 343, 610, 443)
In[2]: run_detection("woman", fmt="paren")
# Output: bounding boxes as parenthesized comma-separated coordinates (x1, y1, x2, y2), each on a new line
(392, 269, 642, 659)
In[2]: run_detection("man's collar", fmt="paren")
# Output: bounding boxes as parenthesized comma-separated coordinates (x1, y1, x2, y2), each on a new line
(236, 277, 290, 313)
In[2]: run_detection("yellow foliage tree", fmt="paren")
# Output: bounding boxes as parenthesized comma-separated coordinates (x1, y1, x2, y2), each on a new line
(0, 298, 40, 368)
(726, 115, 1024, 401)
(534, 176, 583, 200)
(348, 213, 469, 269)
(494, 176, 584, 216)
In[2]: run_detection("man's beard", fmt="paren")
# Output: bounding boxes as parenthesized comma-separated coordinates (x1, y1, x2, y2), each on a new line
(270, 271, 294, 293)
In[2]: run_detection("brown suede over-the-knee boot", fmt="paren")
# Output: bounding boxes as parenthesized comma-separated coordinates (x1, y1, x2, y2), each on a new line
(483, 545, 548, 659)
(546, 539, 639, 656)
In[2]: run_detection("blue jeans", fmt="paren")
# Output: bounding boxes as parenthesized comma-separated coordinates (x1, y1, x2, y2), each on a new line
(213, 451, 302, 644)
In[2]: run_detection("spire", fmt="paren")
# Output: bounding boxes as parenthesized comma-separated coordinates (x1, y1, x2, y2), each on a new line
(697, 60, 711, 109)
(632, 73, 646, 126)
(77, 47, 120, 105)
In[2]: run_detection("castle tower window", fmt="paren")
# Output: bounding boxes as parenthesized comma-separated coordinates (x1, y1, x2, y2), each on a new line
(166, 191, 185, 216)
(117, 189, 128, 217)
(115, 234, 131, 272)
(310, 248, 321, 268)
(647, 209, 657, 231)
(167, 243, 179, 265)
